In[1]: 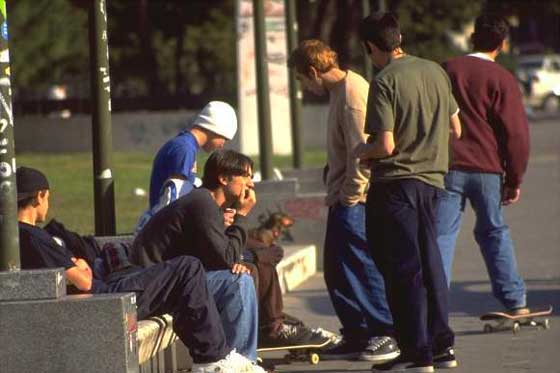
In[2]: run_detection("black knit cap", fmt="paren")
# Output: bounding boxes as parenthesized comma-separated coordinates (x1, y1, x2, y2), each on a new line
(16, 166, 49, 200)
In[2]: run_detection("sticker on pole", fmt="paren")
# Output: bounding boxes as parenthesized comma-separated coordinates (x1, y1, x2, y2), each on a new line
(1, 22, 7, 40)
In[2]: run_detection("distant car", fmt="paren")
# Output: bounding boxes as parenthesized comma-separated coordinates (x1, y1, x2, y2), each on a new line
(516, 54, 560, 113)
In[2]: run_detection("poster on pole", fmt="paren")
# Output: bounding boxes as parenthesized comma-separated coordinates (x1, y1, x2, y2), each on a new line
(236, 0, 292, 155)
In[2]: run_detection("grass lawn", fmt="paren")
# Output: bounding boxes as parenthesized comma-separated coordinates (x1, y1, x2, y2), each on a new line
(17, 150, 326, 234)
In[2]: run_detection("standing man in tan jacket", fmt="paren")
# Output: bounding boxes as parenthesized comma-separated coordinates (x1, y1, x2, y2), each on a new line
(288, 40, 398, 363)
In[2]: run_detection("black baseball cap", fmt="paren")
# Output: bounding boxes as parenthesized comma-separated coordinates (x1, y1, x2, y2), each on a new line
(16, 166, 49, 201)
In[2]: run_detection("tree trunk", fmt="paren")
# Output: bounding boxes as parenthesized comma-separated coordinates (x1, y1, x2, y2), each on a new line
(330, 0, 355, 68)
(138, 0, 162, 95)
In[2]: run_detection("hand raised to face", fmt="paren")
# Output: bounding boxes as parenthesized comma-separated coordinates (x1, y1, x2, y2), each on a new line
(235, 185, 256, 216)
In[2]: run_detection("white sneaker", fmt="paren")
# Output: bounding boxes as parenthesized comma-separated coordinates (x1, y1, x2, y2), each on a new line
(191, 349, 266, 373)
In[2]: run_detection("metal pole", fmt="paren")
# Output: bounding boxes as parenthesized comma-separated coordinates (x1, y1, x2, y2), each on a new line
(362, 0, 373, 82)
(0, 0, 19, 271)
(89, 0, 116, 235)
(285, 0, 303, 169)
(252, 0, 273, 180)
(378, 0, 387, 12)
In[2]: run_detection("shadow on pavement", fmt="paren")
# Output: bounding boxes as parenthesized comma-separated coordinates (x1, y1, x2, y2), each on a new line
(264, 367, 371, 373)
(293, 278, 560, 318)
(449, 278, 560, 316)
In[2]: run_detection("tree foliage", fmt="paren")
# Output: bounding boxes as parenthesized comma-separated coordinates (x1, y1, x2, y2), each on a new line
(387, 0, 481, 62)
(296, 0, 481, 69)
(103, 0, 236, 102)
(6, 0, 560, 109)
(9, 0, 88, 96)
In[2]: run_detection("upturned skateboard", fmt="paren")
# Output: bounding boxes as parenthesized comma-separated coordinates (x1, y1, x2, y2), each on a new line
(480, 305, 553, 334)
(257, 339, 331, 365)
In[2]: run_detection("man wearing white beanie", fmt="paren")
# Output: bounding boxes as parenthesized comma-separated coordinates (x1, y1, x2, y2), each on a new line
(148, 101, 238, 209)
(140, 104, 267, 364)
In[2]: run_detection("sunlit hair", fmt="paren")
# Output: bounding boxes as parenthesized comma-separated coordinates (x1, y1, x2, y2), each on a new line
(288, 39, 339, 76)
(202, 149, 254, 190)
(471, 14, 509, 52)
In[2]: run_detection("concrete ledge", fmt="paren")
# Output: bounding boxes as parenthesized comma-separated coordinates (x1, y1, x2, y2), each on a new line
(0, 293, 137, 373)
(276, 244, 317, 294)
(0, 268, 66, 301)
(137, 314, 177, 366)
(91, 236, 317, 368)
(93, 236, 178, 368)
(254, 178, 299, 195)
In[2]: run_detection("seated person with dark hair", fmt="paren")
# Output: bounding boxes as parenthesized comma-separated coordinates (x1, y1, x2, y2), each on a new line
(138, 152, 332, 348)
(131, 150, 263, 361)
(130, 150, 326, 348)
(16, 166, 265, 373)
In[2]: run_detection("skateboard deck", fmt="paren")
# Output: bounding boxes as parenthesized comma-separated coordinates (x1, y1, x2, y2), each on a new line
(480, 305, 553, 333)
(257, 339, 331, 365)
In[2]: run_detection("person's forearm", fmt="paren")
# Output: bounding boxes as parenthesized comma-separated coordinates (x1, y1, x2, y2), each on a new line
(499, 87, 530, 188)
(339, 166, 369, 205)
(66, 266, 93, 291)
(342, 108, 370, 199)
(359, 141, 394, 159)
(502, 125, 529, 188)
(450, 113, 461, 139)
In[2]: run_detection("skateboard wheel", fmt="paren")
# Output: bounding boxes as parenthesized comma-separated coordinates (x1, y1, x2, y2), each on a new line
(310, 353, 320, 365)
(513, 322, 520, 334)
(529, 320, 537, 327)
(483, 324, 493, 333)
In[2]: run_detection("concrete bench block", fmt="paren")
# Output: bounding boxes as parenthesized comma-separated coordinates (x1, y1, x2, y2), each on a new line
(0, 268, 66, 301)
(0, 293, 138, 373)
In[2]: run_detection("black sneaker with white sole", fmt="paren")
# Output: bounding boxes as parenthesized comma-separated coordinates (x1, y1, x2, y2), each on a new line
(371, 356, 434, 372)
(433, 347, 458, 369)
(359, 336, 400, 362)
(258, 324, 329, 349)
(319, 338, 365, 360)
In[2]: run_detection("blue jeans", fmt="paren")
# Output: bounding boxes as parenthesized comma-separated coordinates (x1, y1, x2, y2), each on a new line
(436, 170, 526, 309)
(206, 270, 258, 361)
(324, 202, 393, 344)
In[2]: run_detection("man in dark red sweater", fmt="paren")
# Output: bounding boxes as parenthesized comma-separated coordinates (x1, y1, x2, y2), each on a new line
(438, 14, 530, 314)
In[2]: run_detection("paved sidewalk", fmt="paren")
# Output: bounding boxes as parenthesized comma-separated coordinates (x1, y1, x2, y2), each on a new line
(260, 117, 560, 372)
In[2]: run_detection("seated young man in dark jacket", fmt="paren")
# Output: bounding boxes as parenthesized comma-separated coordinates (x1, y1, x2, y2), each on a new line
(131, 150, 264, 360)
(135, 149, 332, 348)
(15, 166, 265, 373)
(131, 150, 330, 350)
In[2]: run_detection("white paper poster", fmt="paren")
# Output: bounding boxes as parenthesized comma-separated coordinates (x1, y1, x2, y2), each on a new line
(237, 0, 292, 155)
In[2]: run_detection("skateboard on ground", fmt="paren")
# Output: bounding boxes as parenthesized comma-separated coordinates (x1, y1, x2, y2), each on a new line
(480, 305, 553, 334)
(257, 339, 331, 365)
